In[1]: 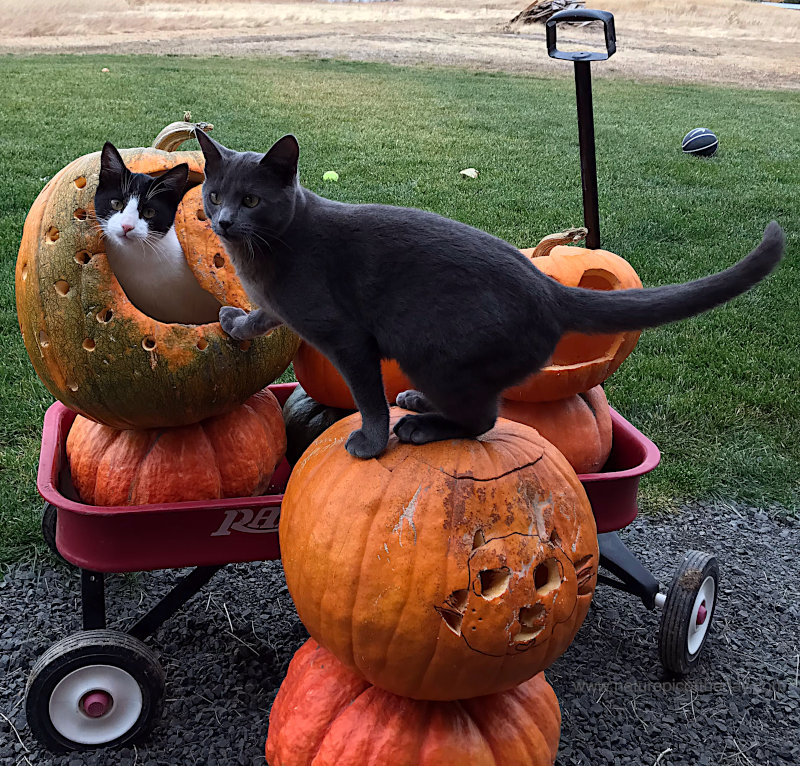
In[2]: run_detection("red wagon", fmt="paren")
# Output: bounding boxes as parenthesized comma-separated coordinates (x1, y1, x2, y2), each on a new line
(26, 382, 719, 753)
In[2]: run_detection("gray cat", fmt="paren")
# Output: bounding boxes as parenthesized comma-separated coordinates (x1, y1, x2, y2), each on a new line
(195, 130, 785, 459)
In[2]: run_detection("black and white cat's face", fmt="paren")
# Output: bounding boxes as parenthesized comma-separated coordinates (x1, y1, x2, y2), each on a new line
(195, 130, 300, 245)
(95, 142, 189, 247)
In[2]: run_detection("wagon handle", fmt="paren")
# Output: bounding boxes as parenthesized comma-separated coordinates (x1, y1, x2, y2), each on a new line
(546, 9, 616, 62)
(151, 121, 214, 152)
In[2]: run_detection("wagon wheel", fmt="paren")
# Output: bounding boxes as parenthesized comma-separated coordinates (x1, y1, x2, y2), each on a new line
(26, 630, 164, 752)
(41, 503, 65, 561)
(658, 551, 719, 675)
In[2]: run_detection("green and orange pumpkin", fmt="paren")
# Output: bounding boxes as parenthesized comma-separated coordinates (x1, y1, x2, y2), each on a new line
(15, 122, 299, 429)
(66, 387, 286, 505)
(279, 409, 598, 700)
(266, 639, 561, 766)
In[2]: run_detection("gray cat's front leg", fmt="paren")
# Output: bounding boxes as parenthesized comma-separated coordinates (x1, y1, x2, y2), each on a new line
(328, 340, 390, 459)
(219, 306, 281, 340)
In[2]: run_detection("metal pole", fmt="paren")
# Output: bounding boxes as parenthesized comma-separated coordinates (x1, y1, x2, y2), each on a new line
(574, 61, 601, 250)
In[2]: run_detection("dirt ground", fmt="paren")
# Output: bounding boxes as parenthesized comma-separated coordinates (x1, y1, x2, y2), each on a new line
(0, 0, 798, 90)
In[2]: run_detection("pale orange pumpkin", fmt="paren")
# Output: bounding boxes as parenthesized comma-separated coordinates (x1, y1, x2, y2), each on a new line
(279, 408, 598, 700)
(15, 122, 299, 429)
(293, 340, 413, 409)
(499, 385, 612, 474)
(504, 229, 643, 402)
(66, 387, 286, 505)
(266, 639, 561, 766)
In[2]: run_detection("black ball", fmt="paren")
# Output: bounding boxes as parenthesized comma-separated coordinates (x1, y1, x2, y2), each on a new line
(682, 128, 718, 157)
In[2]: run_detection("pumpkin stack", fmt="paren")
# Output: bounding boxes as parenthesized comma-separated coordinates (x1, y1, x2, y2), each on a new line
(267, 409, 600, 765)
(499, 228, 643, 473)
(15, 122, 298, 503)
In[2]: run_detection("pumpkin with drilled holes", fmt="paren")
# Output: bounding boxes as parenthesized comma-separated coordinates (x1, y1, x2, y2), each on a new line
(504, 229, 643, 402)
(279, 409, 598, 700)
(500, 385, 612, 474)
(15, 122, 299, 429)
(293, 341, 413, 410)
(66, 387, 286, 505)
(266, 639, 561, 766)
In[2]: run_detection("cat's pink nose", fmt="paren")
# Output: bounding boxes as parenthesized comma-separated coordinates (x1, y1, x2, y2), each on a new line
(121, 223, 134, 235)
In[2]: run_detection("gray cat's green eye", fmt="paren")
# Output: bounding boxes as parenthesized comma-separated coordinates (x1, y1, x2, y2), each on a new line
(209, 192, 221, 205)
(142, 207, 156, 220)
(110, 199, 124, 211)
(242, 195, 260, 208)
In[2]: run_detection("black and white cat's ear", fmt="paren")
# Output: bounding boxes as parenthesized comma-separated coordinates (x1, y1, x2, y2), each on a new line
(151, 163, 189, 199)
(99, 142, 129, 182)
(260, 135, 299, 182)
(195, 129, 229, 178)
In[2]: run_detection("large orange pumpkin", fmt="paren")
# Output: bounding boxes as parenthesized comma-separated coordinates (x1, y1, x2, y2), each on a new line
(15, 122, 299, 429)
(66, 387, 286, 505)
(504, 229, 643, 402)
(499, 385, 612, 474)
(266, 639, 561, 766)
(293, 341, 413, 410)
(279, 409, 598, 700)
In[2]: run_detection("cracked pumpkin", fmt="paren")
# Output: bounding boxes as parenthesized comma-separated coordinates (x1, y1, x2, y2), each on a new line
(279, 409, 598, 700)
(15, 123, 299, 429)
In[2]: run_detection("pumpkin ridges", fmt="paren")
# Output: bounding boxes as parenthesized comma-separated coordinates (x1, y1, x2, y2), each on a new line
(65, 417, 118, 505)
(265, 640, 371, 766)
(418, 702, 497, 766)
(313, 688, 429, 766)
(267, 640, 560, 766)
(94, 428, 156, 506)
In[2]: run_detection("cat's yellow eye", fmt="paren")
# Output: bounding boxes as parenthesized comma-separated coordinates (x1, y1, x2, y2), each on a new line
(142, 207, 156, 220)
(242, 195, 260, 208)
(209, 192, 221, 205)
(110, 199, 124, 211)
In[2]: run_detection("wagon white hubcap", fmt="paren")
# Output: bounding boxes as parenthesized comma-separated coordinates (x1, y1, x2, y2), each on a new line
(687, 576, 715, 656)
(49, 664, 142, 744)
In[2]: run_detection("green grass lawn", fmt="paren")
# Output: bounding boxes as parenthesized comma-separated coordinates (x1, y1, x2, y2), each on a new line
(1, 55, 798, 565)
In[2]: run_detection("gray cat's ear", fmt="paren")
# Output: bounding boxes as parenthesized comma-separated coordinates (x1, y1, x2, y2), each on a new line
(195, 129, 228, 178)
(260, 135, 299, 181)
(99, 142, 128, 181)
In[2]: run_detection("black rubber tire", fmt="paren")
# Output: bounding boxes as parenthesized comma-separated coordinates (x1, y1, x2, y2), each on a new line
(41, 503, 64, 561)
(658, 550, 719, 676)
(25, 630, 165, 753)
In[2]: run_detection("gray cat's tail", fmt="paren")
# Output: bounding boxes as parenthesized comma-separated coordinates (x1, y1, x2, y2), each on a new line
(558, 222, 785, 334)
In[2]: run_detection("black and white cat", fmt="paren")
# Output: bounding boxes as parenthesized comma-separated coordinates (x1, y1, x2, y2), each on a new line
(195, 130, 785, 460)
(94, 142, 222, 325)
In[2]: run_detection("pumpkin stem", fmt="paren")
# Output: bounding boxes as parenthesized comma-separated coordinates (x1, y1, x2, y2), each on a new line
(531, 227, 588, 258)
(151, 121, 214, 153)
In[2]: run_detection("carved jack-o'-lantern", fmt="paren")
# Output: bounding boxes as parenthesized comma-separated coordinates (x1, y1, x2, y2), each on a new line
(15, 122, 299, 429)
(279, 408, 598, 701)
(504, 229, 643, 402)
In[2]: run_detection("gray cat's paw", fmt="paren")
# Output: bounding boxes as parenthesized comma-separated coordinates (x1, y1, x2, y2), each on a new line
(219, 306, 248, 339)
(396, 390, 435, 413)
(345, 428, 387, 459)
(394, 414, 437, 444)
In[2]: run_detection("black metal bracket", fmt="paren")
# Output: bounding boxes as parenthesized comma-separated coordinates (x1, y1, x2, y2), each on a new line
(546, 9, 616, 62)
(598, 532, 660, 610)
(80, 565, 223, 640)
